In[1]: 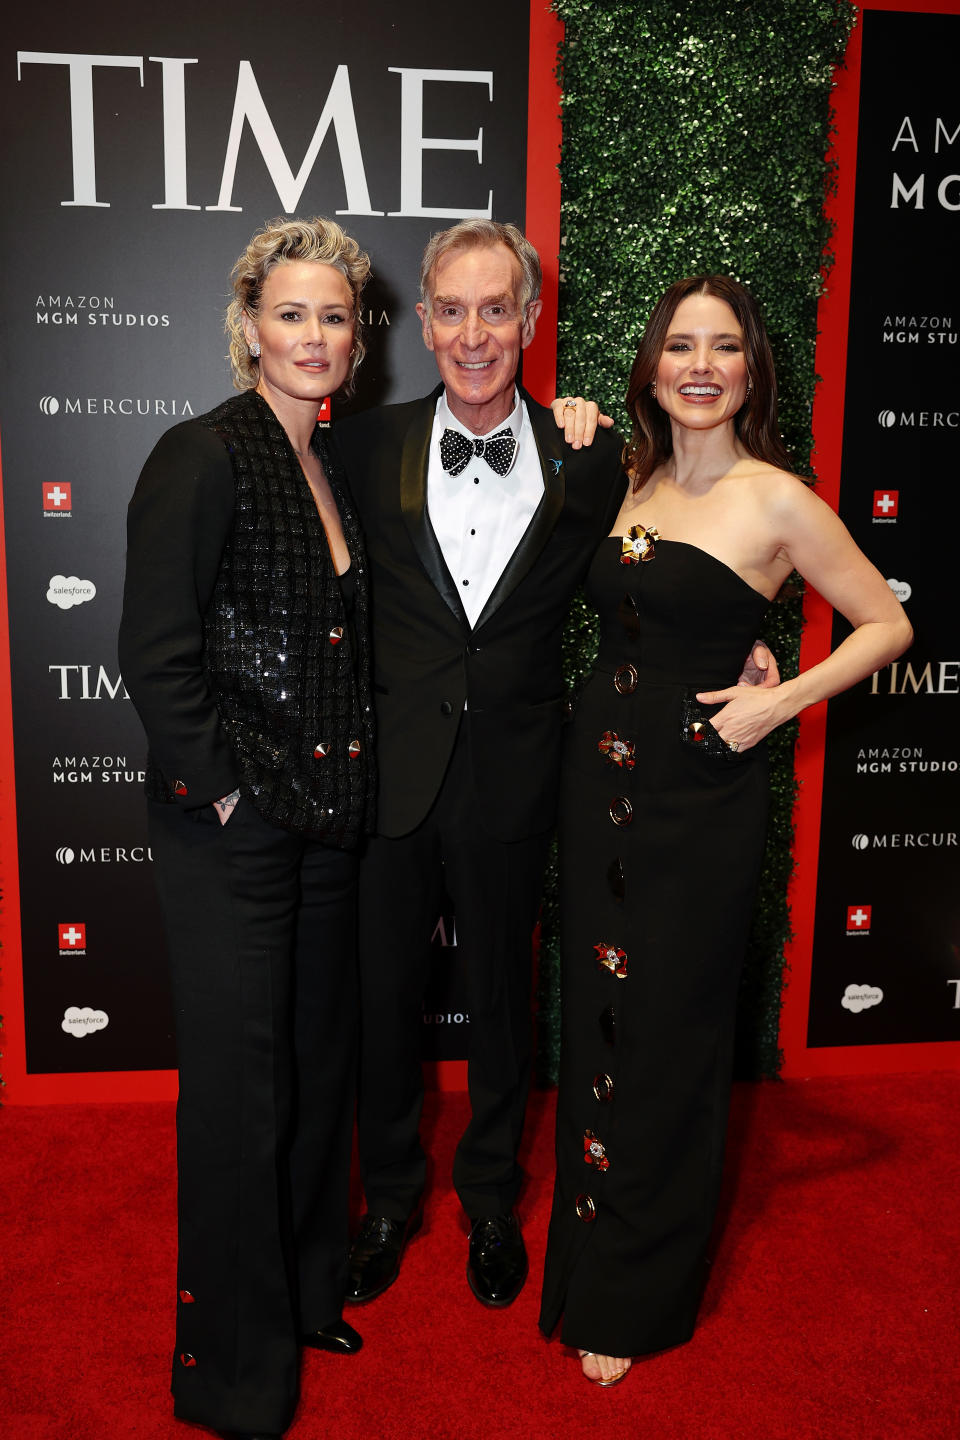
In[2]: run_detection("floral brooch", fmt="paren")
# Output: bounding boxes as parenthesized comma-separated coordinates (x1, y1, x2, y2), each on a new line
(594, 943, 628, 979)
(598, 730, 636, 770)
(584, 1130, 610, 1172)
(620, 523, 660, 565)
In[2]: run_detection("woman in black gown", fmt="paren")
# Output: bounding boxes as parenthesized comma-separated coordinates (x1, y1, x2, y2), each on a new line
(539, 276, 912, 1386)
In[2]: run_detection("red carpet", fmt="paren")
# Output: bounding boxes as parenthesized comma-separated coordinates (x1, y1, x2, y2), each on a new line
(3, 1075, 959, 1439)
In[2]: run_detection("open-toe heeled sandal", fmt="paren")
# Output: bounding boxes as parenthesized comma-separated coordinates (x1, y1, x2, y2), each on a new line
(578, 1351, 630, 1388)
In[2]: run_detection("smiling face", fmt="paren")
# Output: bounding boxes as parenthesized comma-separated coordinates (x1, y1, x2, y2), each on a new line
(655, 292, 749, 433)
(242, 260, 355, 421)
(417, 243, 542, 435)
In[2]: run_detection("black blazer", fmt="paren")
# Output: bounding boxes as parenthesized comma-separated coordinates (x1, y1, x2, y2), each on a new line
(119, 395, 374, 841)
(333, 385, 625, 842)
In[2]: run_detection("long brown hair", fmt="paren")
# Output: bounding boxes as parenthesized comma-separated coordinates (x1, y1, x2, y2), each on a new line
(623, 275, 793, 490)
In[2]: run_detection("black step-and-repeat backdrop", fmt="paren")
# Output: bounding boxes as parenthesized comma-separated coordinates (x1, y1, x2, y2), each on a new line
(805, 8, 959, 1050)
(1, 1, 531, 1081)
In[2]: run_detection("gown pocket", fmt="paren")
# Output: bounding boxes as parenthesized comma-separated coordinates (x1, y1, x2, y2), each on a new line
(679, 692, 755, 763)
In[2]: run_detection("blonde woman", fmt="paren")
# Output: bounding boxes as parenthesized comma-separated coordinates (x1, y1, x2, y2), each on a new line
(120, 217, 374, 1440)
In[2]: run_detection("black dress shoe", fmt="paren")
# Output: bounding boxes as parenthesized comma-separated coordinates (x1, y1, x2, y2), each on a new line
(467, 1212, 528, 1307)
(302, 1316, 363, 1354)
(345, 1208, 423, 1303)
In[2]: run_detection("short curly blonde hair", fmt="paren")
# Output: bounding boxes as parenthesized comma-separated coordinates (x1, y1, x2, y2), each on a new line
(226, 216, 371, 392)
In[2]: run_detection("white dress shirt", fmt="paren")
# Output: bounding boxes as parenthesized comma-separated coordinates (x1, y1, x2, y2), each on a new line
(426, 390, 544, 628)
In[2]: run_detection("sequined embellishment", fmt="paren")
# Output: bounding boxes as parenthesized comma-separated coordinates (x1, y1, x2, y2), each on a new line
(347, 739, 362, 758)
(593, 1073, 615, 1103)
(329, 626, 344, 645)
(613, 663, 638, 695)
(584, 1130, 610, 1171)
(609, 796, 633, 827)
(598, 730, 636, 770)
(594, 943, 628, 979)
(313, 741, 330, 759)
(620, 523, 660, 565)
(173, 780, 188, 796)
(575, 1193, 597, 1222)
(178, 1290, 195, 1304)
(687, 721, 709, 743)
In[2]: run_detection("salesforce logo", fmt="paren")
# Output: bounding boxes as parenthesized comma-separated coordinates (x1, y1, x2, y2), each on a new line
(841, 984, 883, 1014)
(47, 575, 96, 609)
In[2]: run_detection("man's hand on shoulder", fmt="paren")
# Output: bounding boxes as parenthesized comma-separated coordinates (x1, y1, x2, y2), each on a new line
(550, 395, 615, 449)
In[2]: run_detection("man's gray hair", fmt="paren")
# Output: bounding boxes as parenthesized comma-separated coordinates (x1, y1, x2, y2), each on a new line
(419, 220, 543, 317)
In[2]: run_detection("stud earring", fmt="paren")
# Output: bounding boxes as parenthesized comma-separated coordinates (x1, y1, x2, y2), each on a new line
(745, 378, 753, 397)
(650, 381, 657, 399)
(249, 342, 261, 358)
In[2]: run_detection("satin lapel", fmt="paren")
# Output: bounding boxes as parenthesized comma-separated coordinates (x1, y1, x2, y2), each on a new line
(399, 392, 469, 627)
(472, 399, 565, 631)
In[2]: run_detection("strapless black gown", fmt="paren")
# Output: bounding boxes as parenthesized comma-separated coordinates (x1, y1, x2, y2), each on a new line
(539, 534, 771, 1357)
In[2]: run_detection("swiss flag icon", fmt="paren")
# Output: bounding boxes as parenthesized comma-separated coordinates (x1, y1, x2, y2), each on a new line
(317, 397, 331, 423)
(59, 922, 86, 949)
(43, 481, 72, 511)
(872, 490, 898, 518)
(846, 905, 871, 932)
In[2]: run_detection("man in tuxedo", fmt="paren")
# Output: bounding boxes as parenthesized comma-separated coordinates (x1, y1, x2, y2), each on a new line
(332, 220, 626, 1309)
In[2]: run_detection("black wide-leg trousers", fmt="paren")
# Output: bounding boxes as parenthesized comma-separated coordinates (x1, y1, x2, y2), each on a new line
(356, 725, 552, 1222)
(149, 798, 358, 1435)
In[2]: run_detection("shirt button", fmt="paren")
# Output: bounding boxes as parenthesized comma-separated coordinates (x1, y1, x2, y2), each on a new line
(440, 701, 453, 716)
(462, 579, 469, 587)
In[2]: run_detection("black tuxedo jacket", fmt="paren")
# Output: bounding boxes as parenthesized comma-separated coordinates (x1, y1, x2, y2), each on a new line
(333, 385, 625, 843)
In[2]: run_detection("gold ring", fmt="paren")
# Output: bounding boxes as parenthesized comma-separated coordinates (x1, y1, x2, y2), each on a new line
(727, 739, 739, 752)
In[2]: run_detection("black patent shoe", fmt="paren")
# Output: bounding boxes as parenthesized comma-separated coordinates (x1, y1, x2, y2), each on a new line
(345, 1208, 423, 1303)
(467, 1212, 528, 1307)
(302, 1316, 363, 1354)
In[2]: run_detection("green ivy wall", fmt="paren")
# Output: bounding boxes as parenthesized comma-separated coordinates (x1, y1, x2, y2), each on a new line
(536, 0, 857, 1083)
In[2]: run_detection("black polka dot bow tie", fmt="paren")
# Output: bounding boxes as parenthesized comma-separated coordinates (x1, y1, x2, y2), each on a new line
(440, 426, 517, 477)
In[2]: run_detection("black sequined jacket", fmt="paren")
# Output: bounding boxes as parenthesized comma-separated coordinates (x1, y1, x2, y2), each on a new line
(119, 388, 375, 846)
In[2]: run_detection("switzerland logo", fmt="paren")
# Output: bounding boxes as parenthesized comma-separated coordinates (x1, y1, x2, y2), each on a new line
(43, 481, 72, 513)
(872, 491, 898, 519)
(845, 905, 871, 935)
